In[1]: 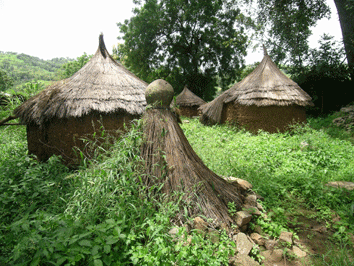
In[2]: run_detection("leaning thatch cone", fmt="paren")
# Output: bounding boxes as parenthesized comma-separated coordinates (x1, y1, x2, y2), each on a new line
(141, 79, 244, 225)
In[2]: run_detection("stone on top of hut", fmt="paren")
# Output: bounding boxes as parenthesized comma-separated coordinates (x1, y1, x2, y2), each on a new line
(199, 46, 314, 133)
(174, 86, 206, 117)
(14, 33, 147, 165)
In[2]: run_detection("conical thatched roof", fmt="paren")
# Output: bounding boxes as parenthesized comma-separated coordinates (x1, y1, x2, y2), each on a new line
(199, 47, 313, 125)
(14, 34, 147, 126)
(175, 87, 206, 107)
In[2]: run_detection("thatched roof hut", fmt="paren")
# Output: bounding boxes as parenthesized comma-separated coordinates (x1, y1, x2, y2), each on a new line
(141, 79, 244, 224)
(174, 86, 206, 117)
(14, 34, 147, 164)
(199, 47, 313, 133)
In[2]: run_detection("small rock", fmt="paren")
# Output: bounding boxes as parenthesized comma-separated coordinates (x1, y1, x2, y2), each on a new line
(226, 177, 253, 190)
(219, 222, 229, 233)
(260, 249, 283, 263)
(242, 205, 261, 216)
(235, 211, 253, 227)
(229, 254, 260, 266)
(235, 232, 254, 255)
(168, 227, 179, 237)
(292, 246, 307, 258)
(300, 141, 309, 148)
(265, 239, 277, 250)
(256, 202, 264, 212)
(279, 231, 293, 245)
(250, 233, 266, 246)
(312, 225, 327, 233)
(244, 194, 257, 207)
(183, 120, 190, 123)
(193, 217, 208, 233)
(326, 181, 354, 191)
(254, 225, 263, 235)
(184, 235, 192, 246)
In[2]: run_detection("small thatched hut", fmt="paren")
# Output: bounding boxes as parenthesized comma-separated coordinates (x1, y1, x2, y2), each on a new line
(174, 86, 206, 117)
(199, 47, 314, 133)
(14, 34, 147, 164)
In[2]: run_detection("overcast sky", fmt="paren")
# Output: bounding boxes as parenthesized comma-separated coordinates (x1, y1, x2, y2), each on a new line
(0, 0, 342, 64)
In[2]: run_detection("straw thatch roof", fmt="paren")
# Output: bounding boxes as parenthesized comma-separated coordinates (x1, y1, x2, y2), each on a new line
(199, 47, 313, 125)
(14, 34, 147, 126)
(175, 87, 206, 107)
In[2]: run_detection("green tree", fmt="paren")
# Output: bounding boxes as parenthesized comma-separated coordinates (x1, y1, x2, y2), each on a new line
(249, 0, 354, 78)
(0, 69, 13, 92)
(291, 34, 351, 114)
(56, 53, 92, 79)
(118, 0, 252, 100)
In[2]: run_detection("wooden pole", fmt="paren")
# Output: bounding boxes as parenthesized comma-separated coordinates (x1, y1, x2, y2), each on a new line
(0, 115, 17, 126)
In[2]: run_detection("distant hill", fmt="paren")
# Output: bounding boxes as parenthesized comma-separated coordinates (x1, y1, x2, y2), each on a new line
(0, 51, 73, 87)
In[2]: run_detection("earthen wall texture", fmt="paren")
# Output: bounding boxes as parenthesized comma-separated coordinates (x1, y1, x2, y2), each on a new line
(179, 106, 200, 117)
(222, 103, 306, 133)
(27, 112, 139, 165)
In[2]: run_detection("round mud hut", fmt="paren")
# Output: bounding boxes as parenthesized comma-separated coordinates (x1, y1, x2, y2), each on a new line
(174, 86, 206, 117)
(199, 47, 314, 133)
(14, 34, 147, 165)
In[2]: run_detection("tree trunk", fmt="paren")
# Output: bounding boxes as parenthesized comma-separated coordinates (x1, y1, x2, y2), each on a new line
(333, 0, 354, 79)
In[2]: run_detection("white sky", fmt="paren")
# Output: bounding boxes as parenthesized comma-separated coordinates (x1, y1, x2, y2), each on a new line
(0, 0, 342, 65)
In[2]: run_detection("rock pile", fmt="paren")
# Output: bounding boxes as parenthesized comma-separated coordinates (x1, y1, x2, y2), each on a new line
(168, 177, 308, 266)
(332, 105, 354, 130)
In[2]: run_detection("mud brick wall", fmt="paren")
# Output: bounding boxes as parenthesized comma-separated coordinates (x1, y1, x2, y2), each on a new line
(26, 112, 139, 165)
(222, 102, 306, 133)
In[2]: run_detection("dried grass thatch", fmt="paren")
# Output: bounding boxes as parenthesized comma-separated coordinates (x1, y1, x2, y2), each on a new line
(14, 34, 147, 126)
(141, 80, 243, 224)
(175, 87, 206, 107)
(200, 47, 313, 127)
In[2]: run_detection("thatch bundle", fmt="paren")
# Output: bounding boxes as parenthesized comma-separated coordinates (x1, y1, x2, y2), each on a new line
(199, 47, 314, 132)
(141, 79, 243, 224)
(14, 34, 147, 164)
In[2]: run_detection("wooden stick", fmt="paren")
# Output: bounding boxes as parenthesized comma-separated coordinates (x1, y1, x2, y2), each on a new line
(0, 123, 23, 126)
(0, 115, 17, 126)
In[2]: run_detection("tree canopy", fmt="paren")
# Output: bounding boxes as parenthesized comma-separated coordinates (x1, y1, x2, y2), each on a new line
(118, 0, 252, 100)
(56, 53, 92, 80)
(249, 0, 353, 78)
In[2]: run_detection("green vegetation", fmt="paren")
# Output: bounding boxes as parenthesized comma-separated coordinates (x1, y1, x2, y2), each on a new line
(118, 0, 253, 100)
(0, 69, 14, 92)
(56, 53, 92, 80)
(1, 113, 353, 264)
(0, 122, 235, 265)
(182, 118, 354, 245)
(0, 51, 72, 88)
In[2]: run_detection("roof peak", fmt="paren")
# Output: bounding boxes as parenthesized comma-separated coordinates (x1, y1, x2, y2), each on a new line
(262, 44, 268, 56)
(99, 33, 107, 58)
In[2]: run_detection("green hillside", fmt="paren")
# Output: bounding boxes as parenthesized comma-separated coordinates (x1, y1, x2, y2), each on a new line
(0, 51, 72, 87)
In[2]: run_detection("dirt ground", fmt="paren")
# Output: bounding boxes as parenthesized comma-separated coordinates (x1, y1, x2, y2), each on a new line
(260, 207, 354, 266)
